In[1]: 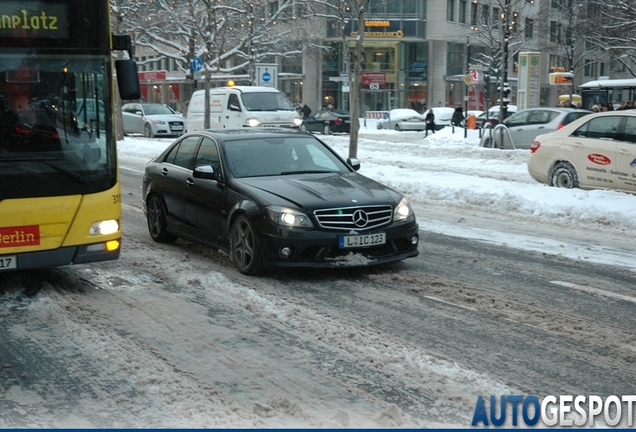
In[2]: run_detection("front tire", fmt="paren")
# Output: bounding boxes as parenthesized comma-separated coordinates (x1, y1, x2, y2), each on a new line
(394, 124, 402, 131)
(146, 195, 178, 243)
(323, 124, 331, 135)
(550, 162, 579, 189)
(230, 215, 264, 276)
(300, 123, 308, 132)
(144, 123, 154, 138)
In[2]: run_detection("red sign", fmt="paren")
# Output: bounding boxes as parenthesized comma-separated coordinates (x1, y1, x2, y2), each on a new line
(361, 72, 387, 86)
(470, 69, 479, 81)
(138, 70, 167, 81)
(587, 154, 611, 165)
(0, 225, 40, 248)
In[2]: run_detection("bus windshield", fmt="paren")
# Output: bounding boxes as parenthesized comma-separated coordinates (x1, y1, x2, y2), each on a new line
(0, 54, 114, 200)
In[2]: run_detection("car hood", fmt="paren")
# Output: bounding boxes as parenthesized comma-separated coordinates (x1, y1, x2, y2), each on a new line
(233, 172, 402, 210)
(145, 114, 186, 123)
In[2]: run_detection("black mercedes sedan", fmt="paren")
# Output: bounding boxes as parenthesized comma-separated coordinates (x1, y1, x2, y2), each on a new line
(299, 109, 351, 134)
(141, 128, 419, 275)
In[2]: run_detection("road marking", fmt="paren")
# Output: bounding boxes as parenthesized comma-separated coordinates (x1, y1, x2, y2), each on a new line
(120, 165, 145, 174)
(551, 281, 636, 304)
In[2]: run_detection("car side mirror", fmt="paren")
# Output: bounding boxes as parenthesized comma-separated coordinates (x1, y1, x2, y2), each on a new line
(193, 165, 220, 181)
(347, 157, 361, 171)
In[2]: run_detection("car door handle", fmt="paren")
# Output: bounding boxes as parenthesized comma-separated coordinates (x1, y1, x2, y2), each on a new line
(185, 177, 195, 187)
(161, 167, 169, 176)
(618, 149, 631, 154)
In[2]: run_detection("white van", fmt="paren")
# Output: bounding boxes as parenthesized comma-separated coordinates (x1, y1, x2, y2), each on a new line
(186, 86, 302, 131)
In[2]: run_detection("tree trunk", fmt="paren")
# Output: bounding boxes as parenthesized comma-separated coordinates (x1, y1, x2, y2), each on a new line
(348, 1, 366, 159)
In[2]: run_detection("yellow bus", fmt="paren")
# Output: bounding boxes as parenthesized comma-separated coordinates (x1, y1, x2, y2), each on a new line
(0, 0, 140, 271)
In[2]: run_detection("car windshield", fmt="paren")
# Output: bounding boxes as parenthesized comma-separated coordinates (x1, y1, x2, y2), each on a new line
(223, 136, 349, 178)
(143, 104, 175, 115)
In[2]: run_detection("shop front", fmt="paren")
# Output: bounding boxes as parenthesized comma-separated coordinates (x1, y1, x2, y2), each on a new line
(322, 19, 429, 115)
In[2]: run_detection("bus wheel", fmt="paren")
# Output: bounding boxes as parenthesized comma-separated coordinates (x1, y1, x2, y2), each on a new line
(146, 195, 178, 243)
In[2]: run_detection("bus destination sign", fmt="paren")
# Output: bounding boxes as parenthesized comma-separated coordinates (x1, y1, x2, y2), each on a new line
(0, 2, 68, 38)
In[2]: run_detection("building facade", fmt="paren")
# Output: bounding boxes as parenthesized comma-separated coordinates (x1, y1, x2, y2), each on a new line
(131, 0, 633, 115)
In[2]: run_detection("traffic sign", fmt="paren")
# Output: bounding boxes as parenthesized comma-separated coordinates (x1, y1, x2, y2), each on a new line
(191, 57, 203, 72)
(470, 69, 479, 81)
(262, 70, 271, 82)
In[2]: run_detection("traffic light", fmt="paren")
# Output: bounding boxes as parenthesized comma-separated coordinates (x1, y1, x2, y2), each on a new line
(484, 74, 490, 100)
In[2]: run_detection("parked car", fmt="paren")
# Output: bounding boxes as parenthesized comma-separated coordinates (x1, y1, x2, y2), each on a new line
(528, 110, 636, 193)
(122, 103, 187, 138)
(377, 109, 427, 131)
(422, 107, 456, 130)
(300, 109, 351, 134)
(142, 128, 420, 275)
(481, 107, 591, 149)
(475, 105, 518, 129)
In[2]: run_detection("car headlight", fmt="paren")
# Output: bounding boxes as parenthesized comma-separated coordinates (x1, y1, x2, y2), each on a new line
(267, 206, 313, 228)
(293, 117, 303, 127)
(246, 118, 262, 127)
(153, 119, 167, 125)
(394, 197, 413, 221)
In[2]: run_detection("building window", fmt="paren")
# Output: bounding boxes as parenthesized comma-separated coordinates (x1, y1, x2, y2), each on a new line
(492, 8, 499, 29)
(584, 59, 596, 77)
(459, 0, 467, 23)
(269, 1, 278, 17)
(447, 0, 455, 21)
(550, 21, 557, 42)
(482, 5, 489, 26)
(470, 2, 478, 26)
(525, 18, 533, 39)
(599, 62, 605, 77)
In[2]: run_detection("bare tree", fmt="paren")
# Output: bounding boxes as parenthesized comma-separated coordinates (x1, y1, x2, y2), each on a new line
(301, 0, 368, 158)
(583, 0, 636, 77)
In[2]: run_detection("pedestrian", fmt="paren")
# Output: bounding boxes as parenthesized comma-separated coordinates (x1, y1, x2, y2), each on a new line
(451, 106, 464, 127)
(424, 109, 436, 137)
(301, 104, 311, 119)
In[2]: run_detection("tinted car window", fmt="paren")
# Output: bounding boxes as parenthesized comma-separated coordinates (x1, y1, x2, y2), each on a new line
(572, 116, 622, 140)
(170, 136, 201, 169)
(505, 111, 530, 126)
(622, 117, 636, 144)
(562, 112, 591, 126)
(196, 138, 221, 172)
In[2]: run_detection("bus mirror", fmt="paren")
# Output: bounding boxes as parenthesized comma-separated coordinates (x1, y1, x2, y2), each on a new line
(115, 59, 141, 100)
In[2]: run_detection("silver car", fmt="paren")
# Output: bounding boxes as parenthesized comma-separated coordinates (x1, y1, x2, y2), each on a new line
(376, 109, 427, 131)
(122, 103, 187, 138)
(481, 107, 591, 149)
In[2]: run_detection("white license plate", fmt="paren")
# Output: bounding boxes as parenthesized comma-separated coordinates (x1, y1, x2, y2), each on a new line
(171, 125, 184, 130)
(0, 255, 17, 271)
(339, 232, 386, 249)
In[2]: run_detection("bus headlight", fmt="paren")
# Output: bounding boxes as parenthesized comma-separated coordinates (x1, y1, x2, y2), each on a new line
(90, 219, 119, 236)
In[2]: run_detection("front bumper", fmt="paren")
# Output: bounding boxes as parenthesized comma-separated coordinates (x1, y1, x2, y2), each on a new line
(258, 220, 419, 269)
